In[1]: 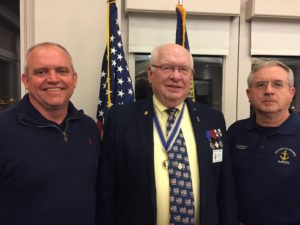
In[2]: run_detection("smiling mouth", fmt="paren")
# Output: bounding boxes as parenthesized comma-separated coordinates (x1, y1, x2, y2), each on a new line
(166, 86, 181, 93)
(166, 84, 182, 89)
(45, 88, 64, 92)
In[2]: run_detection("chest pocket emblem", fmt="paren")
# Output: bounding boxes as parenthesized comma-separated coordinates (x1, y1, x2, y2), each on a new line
(275, 147, 297, 165)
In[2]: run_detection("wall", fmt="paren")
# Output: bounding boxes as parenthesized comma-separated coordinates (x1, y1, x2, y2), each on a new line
(21, 0, 240, 122)
(20, 0, 300, 124)
(21, 0, 108, 119)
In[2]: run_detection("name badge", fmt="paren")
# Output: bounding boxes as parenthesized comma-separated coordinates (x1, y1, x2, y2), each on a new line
(212, 149, 223, 163)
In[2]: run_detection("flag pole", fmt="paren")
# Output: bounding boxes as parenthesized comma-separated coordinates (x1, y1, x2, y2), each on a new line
(106, 0, 111, 108)
(106, 0, 116, 108)
(97, 0, 135, 134)
(175, 1, 195, 102)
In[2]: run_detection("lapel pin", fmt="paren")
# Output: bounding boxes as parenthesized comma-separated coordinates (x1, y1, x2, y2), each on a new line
(144, 111, 148, 116)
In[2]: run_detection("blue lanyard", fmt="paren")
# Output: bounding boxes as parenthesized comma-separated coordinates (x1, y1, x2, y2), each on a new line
(153, 105, 185, 152)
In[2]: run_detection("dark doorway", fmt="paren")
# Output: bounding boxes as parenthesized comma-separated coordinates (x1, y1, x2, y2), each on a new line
(0, 0, 20, 111)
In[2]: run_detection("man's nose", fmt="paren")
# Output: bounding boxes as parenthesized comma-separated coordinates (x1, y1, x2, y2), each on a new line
(264, 82, 274, 94)
(47, 70, 59, 81)
(170, 68, 181, 79)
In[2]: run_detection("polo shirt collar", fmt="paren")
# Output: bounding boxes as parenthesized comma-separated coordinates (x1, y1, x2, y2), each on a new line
(16, 94, 83, 127)
(245, 112, 300, 135)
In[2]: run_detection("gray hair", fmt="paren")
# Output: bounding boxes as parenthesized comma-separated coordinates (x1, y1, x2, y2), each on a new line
(149, 43, 194, 68)
(24, 42, 75, 74)
(247, 59, 294, 88)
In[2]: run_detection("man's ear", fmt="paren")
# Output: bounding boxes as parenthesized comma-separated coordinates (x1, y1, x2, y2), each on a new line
(246, 88, 251, 103)
(21, 74, 29, 89)
(73, 72, 78, 88)
(147, 66, 153, 84)
(290, 86, 296, 98)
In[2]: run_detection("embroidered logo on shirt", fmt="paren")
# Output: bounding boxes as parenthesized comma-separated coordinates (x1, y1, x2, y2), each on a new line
(274, 147, 297, 165)
(88, 138, 93, 145)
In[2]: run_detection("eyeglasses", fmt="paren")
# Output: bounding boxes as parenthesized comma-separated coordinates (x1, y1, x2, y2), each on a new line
(253, 80, 290, 90)
(151, 64, 194, 76)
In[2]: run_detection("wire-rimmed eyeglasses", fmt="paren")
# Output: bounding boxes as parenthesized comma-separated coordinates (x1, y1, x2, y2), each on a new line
(253, 80, 290, 90)
(151, 64, 194, 76)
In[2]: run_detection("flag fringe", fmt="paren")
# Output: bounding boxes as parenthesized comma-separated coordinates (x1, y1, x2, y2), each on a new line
(176, 3, 187, 48)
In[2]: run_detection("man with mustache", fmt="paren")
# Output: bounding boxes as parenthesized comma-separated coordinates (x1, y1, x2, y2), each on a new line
(227, 59, 299, 225)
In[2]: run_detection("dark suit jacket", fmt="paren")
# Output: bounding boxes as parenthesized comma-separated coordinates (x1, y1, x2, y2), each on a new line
(98, 97, 238, 225)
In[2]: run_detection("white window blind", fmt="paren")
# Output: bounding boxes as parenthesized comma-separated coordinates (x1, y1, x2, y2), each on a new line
(126, 0, 240, 16)
(251, 19, 300, 56)
(128, 14, 230, 55)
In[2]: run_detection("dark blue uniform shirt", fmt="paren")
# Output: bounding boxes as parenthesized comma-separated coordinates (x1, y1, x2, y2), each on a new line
(227, 112, 300, 225)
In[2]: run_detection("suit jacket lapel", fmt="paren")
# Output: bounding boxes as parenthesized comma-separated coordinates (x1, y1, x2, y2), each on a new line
(136, 98, 153, 151)
(135, 97, 157, 221)
(186, 99, 210, 212)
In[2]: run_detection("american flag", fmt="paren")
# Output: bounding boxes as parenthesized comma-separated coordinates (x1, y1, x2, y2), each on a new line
(97, 1, 134, 133)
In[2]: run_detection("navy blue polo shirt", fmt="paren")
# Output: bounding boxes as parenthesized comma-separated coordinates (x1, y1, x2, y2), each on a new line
(227, 112, 300, 225)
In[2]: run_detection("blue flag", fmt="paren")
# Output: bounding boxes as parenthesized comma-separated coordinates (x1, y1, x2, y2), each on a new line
(176, 3, 190, 50)
(97, 1, 134, 133)
(175, 3, 195, 100)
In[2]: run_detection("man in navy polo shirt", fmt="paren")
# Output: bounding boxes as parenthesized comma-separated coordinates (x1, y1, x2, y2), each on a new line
(227, 59, 300, 225)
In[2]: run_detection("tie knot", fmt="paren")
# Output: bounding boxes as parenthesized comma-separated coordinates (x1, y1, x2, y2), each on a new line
(166, 108, 178, 116)
(166, 108, 178, 136)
